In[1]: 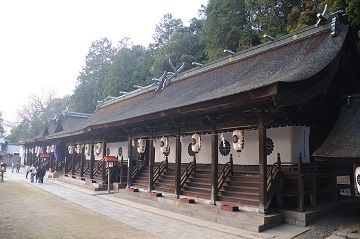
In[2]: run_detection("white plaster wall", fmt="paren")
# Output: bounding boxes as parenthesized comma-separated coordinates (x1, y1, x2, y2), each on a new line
(153, 126, 309, 166)
(106, 142, 128, 160)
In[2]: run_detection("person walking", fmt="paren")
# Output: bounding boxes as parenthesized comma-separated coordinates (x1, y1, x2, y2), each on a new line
(16, 161, 20, 173)
(35, 166, 40, 183)
(11, 161, 15, 173)
(25, 165, 30, 179)
(39, 166, 46, 183)
(29, 165, 36, 183)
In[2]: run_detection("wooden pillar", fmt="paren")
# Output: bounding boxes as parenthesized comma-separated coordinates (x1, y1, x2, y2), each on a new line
(102, 141, 107, 184)
(148, 134, 154, 192)
(210, 126, 218, 205)
(259, 122, 267, 212)
(276, 153, 284, 208)
(310, 174, 317, 207)
(55, 150, 58, 171)
(175, 129, 182, 198)
(80, 144, 85, 178)
(127, 136, 133, 188)
(71, 150, 75, 176)
(119, 155, 124, 184)
(89, 142, 94, 180)
(49, 151, 53, 172)
(350, 165, 355, 196)
(297, 153, 304, 212)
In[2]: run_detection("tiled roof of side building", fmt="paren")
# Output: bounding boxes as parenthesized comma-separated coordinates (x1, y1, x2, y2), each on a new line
(43, 22, 348, 140)
(313, 95, 360, 159)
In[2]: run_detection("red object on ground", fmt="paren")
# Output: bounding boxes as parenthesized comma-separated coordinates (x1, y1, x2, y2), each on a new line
(180, 198, 195, 204)
(149, 192, 162, 197)
(220, 204, 239, 212)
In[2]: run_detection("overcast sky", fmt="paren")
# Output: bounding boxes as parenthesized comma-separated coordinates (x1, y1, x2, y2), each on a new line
(0, 0, 207, 128)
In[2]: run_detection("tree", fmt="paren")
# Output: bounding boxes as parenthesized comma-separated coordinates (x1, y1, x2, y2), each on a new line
(201, 0, 248, 60)
(72, 38, 116, 113)
(153, 14, 184, 47)
(7, 93, 72, 143)
(0, 112, 4, 137)
(102, 44, 154, 97)
(151, 29, 205, 76)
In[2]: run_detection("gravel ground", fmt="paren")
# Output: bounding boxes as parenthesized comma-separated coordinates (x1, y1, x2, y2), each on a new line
(0, 180, 157, 239)
(293, 203, 360, 239)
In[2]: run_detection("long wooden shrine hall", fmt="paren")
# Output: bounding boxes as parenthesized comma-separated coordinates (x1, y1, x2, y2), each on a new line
(21, 18, 360, 231)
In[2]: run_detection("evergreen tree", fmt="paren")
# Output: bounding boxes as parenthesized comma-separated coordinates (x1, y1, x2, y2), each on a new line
(72, 38, 116, 113)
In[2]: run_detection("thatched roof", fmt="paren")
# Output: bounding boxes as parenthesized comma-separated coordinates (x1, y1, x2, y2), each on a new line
(24, 22, 350, 143)
(313, 96, 360, 160)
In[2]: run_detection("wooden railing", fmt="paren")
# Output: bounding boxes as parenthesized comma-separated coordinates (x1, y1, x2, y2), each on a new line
(93, 159, 105, 177)
(153, 158, 168, 186)
(217, 154, 234, 191)
(265, 153, 282, 209)
(65, 160, 72, 175)
(180, 157, 196, 188)
(74, 161, 81, 174)
(82, 161, 91, 175)
(132, 160, 145, 179)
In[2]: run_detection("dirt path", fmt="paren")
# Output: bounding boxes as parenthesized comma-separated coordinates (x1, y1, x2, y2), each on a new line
(0, 181, 157, 239)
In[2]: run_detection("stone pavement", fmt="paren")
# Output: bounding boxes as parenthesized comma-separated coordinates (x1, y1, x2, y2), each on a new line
(326, 224, 360, 239)
(4, 171, 308, 239)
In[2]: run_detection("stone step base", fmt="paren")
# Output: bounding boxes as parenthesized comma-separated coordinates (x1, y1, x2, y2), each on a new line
(114, 189, 283, 232)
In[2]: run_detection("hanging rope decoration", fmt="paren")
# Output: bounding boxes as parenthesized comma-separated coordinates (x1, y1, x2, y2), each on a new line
(118, 147, 123, 157)
(219, 140, 231, 156)
(266, 137, 274, 155)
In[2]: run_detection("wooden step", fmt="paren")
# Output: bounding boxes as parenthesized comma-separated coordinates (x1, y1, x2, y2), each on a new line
(181, 190, 210, 199)
(222, 185, 260, 193)
(219, 190, 259, 200)
(182, 185, 211, 195)
(218, 195, 259, 206)
(186, 181, 211, 188)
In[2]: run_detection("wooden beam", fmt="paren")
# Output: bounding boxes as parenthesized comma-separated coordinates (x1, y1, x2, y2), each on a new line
(148, 133, 154, 192)
(175, 128, 182, 198)
(258, 122, 267, 212)
(210, 125, 218, 205)
(127, 136, 133, 188)
(80, 144, 85, 178)
(89, 142, 94, 180)
(102, 141, 107, 184)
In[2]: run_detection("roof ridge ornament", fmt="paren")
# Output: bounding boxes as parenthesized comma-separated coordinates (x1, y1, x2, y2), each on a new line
(154, 59, 185, 93)
(315, 3, 328, 27)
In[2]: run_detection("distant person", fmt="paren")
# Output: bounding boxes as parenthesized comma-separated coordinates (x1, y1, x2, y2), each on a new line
(35, 166, 41, 183)
(25, 165, 30, 179)
(11, 161, 15, 173)
(38, 166, 46, 183)
(29, 165, 36, 183)
(16, 161, 20, 173)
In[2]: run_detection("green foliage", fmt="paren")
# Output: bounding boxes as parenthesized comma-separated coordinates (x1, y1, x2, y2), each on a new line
(202, 0, 248, 60)
(103, 44, 154, 96)
(0, 112, 4, 136)
(72, 38, 116, 113)
(151, 24, 205, 76)
(153, 14, 184, 47)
